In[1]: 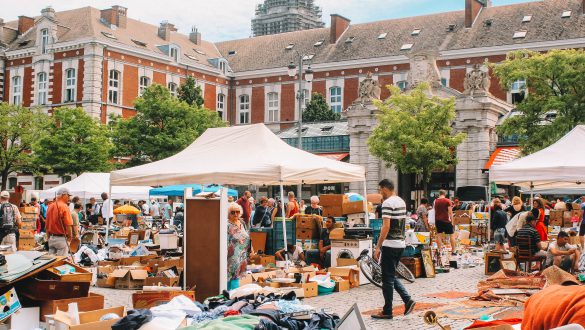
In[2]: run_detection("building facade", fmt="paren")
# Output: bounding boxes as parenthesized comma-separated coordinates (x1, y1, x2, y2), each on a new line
(252, 0, 325, 37)
(1, 0, 585, 194)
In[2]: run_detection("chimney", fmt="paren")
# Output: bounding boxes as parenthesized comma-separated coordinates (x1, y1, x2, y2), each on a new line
(189, 26, 201, 45)
(100, 5, 127, 29)
(17, 16, 34, 35)
(330, 14, 350, 44)
(465, 0, 488, 28)
(158, 21, 177, 41)
(41, 7, 56, 20)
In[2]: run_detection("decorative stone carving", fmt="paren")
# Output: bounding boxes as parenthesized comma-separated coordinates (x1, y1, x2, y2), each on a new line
(407, 52, 442, 89)
(463, 64, 491, 97)
(354, 72, 381, 104)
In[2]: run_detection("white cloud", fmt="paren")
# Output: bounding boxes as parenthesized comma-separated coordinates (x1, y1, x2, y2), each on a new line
(0, 0, 536, 42)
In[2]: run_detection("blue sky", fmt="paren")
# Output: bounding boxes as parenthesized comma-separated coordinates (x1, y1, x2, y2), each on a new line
(4, 0, 538, 42)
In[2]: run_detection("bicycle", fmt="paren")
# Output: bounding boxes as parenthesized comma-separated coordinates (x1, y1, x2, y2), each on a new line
(357, 249, 415, 289)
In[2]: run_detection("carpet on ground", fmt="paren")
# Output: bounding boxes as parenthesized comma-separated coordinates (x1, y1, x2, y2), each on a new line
(434, 304, 509, 320)
(362, 302, 446, 316)
(423, 291, 475, 299)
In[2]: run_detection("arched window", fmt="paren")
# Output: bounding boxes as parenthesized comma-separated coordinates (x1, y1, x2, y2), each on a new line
(37, 72, 48, 105)
(139, 76, 150, 96)
(217, 93, 225, 119)
(108, 70, 121, 104)
(238, 94, 250, 124)
(11, 76, 22, 105)
(168, 82, 177, 97)
(64, 68, 76, 103)
(329, 86, 342, 113)
(40, 28, 49, 54)
(266, 92, 279, 122)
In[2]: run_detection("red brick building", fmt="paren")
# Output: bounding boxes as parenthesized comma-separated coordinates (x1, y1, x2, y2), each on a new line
(1, 0, 584, 190)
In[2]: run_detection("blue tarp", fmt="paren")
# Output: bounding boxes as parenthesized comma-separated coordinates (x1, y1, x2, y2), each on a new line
(149, 184, 238, 197)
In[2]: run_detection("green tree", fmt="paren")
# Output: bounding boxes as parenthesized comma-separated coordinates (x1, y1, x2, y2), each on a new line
(34, 107, 113, 176)
(0, 103, 48, 190)
(368, 83, 466, 196)
(111, 84, 225, 166)
(177, 76, 204, 107)
(493, 49, 585, 154)
(302, 93, 341, 122)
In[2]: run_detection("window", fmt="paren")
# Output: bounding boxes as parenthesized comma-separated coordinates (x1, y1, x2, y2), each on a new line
(522, 15, 532, 23)
(513, 31, 527, 39)
(139, 76, 150, 95)
(285, 43, 294, 50)
(377, 33, 387, 39)
(397, 81, 408, 91)
(219, 61, 227, 75)
(301, 89, 310, 111)
(34, 177, 43, 190)
(302, 54, 314, 61)
(313, 40, 324, 47)
(131, 39, 147, 47)
(412, 29, 421, 36)
(441, 78, 448, 87)
(37, 72, 48, 105)
(228, 50, 237, 56)
(329, 87, 342, 113)
(400, 43, 413, 50)
(168, 82, 177, 97)
(108, 70, 120, 104)
(238, 94, 250, 124)
(267, 92, 279, 123)
(561, 10, 572, 18)
(11, 76, 22, 105)
(8, 178, 17, 190)
(217, 93, 225, 119)
(40, 28, 49, 54)
(62, 175, 72, 184)
(510, 80, 526, 104)
(185, 54, 199, 61)
(64, 68, 76, 103)
(101, 32, 117, 40)
(170, 46, 179, 61)
(345, 36, 355, 43)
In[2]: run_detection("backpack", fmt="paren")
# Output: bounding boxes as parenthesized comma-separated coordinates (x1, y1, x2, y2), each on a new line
(0, 202, 16, 231)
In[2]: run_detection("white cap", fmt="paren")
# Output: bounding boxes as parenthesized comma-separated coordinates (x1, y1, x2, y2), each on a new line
(0, 191, 9, 198)
(56, 187, 71, 196)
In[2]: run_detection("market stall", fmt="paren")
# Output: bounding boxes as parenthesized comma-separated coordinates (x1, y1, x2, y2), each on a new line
(39, 173, 151, 201)
(149, 184, 238, 197)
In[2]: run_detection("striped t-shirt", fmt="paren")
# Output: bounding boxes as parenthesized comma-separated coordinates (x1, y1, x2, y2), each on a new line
(381, 196, 407, 248)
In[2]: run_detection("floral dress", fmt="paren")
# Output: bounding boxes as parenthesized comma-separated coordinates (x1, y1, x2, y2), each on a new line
(227, 221, 250, 281)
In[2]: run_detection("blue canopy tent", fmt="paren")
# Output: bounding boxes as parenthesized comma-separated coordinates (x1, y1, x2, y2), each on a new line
(149, 184, 238, 197)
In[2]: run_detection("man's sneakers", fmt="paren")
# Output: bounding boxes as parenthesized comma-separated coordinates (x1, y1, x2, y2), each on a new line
(404, 300, 416, 316)
(371, 313, 393, 320)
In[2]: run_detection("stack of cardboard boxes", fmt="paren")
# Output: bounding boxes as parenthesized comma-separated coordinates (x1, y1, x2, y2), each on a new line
(320, 194, 368, 221)
(295, 215, 321, 250)
(19, 207, 37, 251)
(96, 256, 182, 290)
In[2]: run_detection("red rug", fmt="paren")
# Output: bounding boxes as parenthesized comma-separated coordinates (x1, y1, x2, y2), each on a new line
(363, 302, 446, 316)
(493, 307, 524, 320)
(423, 291, 475, 299)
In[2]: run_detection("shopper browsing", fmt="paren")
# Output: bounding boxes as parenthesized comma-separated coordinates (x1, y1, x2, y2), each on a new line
(45, 188, 74, 256)
(434, 190, 456, 254)
(0, 191, 21, 252)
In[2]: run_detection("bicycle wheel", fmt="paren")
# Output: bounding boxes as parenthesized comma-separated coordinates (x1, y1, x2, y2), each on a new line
(396, 261, 416, 283)
(359, 258, 383, 289)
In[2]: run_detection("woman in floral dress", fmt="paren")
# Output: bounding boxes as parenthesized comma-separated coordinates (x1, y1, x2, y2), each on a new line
(227, 203, 252, 290)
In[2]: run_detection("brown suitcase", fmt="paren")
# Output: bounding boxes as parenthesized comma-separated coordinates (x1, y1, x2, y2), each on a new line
(18, 277, 90, 300)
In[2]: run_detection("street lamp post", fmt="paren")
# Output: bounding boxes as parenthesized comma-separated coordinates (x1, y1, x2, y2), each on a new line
(287, 54, 313, 200)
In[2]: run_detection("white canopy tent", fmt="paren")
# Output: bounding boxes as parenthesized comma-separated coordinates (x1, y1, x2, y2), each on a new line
(490, 125, 585, 190)
(39, 173, 151, 201)
(110, 124, 366, 246)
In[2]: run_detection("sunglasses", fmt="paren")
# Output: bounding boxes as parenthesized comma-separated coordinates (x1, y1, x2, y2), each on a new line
(230, 211, 241, 215)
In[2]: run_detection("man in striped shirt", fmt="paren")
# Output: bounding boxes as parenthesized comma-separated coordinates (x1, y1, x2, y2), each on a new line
(372, 179, 416, 320)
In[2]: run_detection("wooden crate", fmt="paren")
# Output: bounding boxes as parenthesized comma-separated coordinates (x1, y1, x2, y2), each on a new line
(38, 293, 104, 322)
(400, 257, 423, 278)
(45, 260, 93, 282)
(18, 237, 36, 251)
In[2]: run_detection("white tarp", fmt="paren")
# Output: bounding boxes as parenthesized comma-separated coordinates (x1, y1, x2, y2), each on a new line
(39, 173, 151, 200)
(490, 125, 585, 189)
(110, 124, 365, 186)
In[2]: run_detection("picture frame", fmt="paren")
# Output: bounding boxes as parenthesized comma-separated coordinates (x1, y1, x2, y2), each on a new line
(421, 250, 435, 278)
(500, 259, 517, 271)
(128, 232, 140, 246)
(485, 252, 502, 275)
(143, 229, 151, 241)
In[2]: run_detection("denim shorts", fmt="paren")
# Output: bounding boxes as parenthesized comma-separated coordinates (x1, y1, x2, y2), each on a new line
(494, 228, 506, 244)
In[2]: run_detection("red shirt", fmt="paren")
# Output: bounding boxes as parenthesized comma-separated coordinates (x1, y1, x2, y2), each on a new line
(287, 199, 299, 218)
(434, 197, 452, 223)
(45, 200, 73, 235)
(236, 197, 251, 224)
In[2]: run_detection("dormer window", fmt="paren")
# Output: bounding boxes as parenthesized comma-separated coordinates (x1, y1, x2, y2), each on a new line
(169, 45, 179, 62)
(40, 29, 49, 54)
(219, 61, 227, 75)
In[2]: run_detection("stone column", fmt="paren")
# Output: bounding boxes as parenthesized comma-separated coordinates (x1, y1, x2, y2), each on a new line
(82, 42, 105, 118)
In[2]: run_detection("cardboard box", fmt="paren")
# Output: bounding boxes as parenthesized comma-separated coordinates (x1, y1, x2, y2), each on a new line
(322, 206, 343, 217)
(38, 293, 104, 322)
(21, 207, 37, 214)
(329, 265, 360, 288)
(279, 282, 318, 298)
(319, 194, 345, 207)
(112, 268, 149, 289)
(132, 291, 195, 309)
(18, 229, 35, 238)
(143, 276, 180, 287)
(295, 215, 321, 230)
(334, 279, 350, 292)
(45, 260, 93, 282)
(95, 276, 116, 288)
(53, 306, 126, 330)
(400, 257, 423, 278)
(549, 210, 564, 227)
(563, 211, 574, 228)
(296, 228, 319, 240)
(367, 194, 383, 205)
(17, 237, 36, 251)
(250, 255, 276, 267)
(342, 201, 365, 215)
(20, 221, 36, 230)
(453, 210, 472, 225)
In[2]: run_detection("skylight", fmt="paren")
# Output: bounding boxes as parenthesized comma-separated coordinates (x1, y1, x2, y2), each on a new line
(101, 32, 117, 40)
(522, 15, 532, 23)
(447, 24, 456, 32)
(194, 49, 206, 55)
(302, 54, 315, 61)
(400, 43, 413, 51)
(378, 33, 387, 39)
(131, 39, 147, 47)
(345, 36, 355, 43)
(18, 40, 30, 47)
(285, 43, 294, 50)
(185, 54, 199, 61)
(228, 50, 237, 56)
(562, 10, 572, 18)
(321, 126, 333, 132)
(314, 39, 324, 47)
(513, 31, 527, 39)
(411, 29, 421, 36)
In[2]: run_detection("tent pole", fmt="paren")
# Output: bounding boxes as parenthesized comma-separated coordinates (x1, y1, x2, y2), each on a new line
(487, 184, 491, 247)
(530, 182, 534, 209)
(105, 183, 112, 245)
(279, 183, 289, 268)
(362, 181, 369, 227)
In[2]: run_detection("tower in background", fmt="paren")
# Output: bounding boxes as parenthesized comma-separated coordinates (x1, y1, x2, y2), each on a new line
(251, 0, 325, 37)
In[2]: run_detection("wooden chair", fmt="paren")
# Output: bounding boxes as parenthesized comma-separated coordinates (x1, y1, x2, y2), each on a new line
(516, 236, 546, 272)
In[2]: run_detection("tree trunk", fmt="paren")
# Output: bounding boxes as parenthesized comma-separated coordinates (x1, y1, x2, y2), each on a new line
(1, 170, 8, 191)
(421, 172, 430, 198)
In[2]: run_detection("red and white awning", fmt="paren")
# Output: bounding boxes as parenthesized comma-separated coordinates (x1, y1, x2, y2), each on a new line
(317, 153, 350, 161)
(484, 147, 521, 171)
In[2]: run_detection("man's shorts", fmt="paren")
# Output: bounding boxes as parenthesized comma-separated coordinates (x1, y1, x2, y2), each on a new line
(494, 228, 506, 244)
(436, 221, 454, 235)
(579, 221, 585, 237)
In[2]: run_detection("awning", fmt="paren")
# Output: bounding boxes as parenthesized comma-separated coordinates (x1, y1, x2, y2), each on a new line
(317, 153, 350, 161)
(483, 147, 521, 172)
